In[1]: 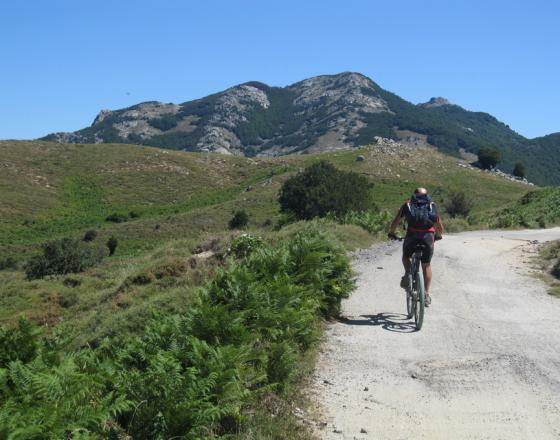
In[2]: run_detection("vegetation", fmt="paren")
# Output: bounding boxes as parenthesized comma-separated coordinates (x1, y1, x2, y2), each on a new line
(228, 210, 249, 229)
(24, 238, 104, 280)
(0, 139, 538, 438)
(444, 191, 473, 218)
(279, 161, 374, 220)
(107, 236, 118, 256)
(83, 229, 97, 242)
(477, 147, 501, 170)
(485, 187, 560, 229)
(513, 161, 526, 178)
(0, 229, 353, 438)
(537, 240, 560, 298)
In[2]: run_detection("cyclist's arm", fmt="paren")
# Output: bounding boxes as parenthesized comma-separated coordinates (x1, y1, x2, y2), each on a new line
(435, 215, 444, 235)
(389, 206, 403, 234)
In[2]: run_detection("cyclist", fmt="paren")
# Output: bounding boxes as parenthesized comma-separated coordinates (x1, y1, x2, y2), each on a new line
(388, 187, 444, 306)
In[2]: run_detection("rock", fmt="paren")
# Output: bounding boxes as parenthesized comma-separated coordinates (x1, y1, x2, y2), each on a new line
(360, 428, 368, 433)
(363, 386, 369, 391)
(356, 155, 365, 162)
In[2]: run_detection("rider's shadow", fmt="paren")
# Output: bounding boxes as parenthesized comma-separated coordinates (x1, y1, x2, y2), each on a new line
(338, 313, 417, 333)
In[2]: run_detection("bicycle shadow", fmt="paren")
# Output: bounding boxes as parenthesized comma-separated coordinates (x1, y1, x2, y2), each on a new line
(338, 313, 417, 333)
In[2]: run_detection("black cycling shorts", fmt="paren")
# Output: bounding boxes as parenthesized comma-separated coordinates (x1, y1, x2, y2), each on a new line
(403, 231, 435, 263)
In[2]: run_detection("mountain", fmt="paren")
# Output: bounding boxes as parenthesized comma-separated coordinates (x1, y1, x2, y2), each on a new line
(41, 72, 560, 185)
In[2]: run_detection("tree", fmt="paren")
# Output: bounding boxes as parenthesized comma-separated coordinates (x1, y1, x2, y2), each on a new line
(477, 147, 500, 170)
(25, 238, 103, 279)
(513, 162, 526, 178)
(278, 161, 374, 220)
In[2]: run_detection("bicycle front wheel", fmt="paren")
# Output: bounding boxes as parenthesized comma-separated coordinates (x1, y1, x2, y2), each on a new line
(414, 270, 425, 330)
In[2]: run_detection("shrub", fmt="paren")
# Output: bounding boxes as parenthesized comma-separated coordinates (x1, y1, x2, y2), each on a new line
(0, 256, 17, 271)
(83, 229, 97, 242)
(107, 236, 118, 256)
(513, 162, 526, 178)
(25, 238, 104, 280)
(445, 191, 473, 218)
(230, 234, 266, 258)
(278, 161, 374, 220)
(129, 210, 140, 219)
(0, 228, 355, 438)
(331, 210, 390, 233)
(106, 213, 128, 223)
(229, 210, 249, 229)
(551, 260, 560, 280)
(477, 147, 500, 170)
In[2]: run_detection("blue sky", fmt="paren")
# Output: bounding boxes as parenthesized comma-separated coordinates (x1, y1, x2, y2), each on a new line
(1, 0, 558, 139)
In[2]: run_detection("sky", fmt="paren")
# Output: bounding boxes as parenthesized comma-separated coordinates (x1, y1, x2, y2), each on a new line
(1, 0, 558, 140)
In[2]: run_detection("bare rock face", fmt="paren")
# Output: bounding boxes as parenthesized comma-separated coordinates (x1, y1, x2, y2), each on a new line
(42, 72, 392, 155)
(422, 97, 452, 108)
(289, 72, 388, 114)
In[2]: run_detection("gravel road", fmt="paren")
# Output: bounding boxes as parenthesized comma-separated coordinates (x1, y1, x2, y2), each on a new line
(310, 228, 560, 440)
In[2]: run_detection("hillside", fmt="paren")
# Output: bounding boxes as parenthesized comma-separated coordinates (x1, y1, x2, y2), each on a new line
(41, 72, 560, 185)
(0, 139, 552, 438)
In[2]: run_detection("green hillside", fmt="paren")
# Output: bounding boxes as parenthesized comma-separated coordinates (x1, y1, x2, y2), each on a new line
(0, 140, 553, 438)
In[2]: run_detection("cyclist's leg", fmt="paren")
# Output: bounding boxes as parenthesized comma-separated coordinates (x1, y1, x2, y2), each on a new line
(422, 262, 432, 292)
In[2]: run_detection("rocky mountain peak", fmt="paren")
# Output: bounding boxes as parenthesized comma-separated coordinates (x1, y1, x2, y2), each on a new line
(422, 97, 452, 108)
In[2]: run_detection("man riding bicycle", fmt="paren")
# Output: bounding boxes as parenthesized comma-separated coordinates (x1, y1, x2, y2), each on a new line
(388, 187, 444, 306)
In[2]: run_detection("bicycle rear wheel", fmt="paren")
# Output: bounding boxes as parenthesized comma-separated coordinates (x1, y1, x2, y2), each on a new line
(406, 288, 413, 319)
(414, 270, 425, 330)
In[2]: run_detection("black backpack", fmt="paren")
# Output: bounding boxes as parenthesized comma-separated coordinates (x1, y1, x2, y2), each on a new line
(405, 194, 437, 229)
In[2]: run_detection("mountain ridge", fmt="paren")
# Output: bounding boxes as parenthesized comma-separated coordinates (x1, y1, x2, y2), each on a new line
(41, 72, 560, 185)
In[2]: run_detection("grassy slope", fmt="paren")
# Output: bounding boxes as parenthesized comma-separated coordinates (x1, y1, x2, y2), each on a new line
(0, 140, 531, 338)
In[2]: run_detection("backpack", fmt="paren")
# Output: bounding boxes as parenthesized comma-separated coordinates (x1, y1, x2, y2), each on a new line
(405, 194, 437, 229)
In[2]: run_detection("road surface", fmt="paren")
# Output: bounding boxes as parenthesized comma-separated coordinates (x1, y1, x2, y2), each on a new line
(310, 228, 560, 440)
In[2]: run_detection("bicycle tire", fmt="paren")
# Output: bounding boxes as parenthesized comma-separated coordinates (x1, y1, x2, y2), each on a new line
(414, 269, 425, 330)
(406, 288, 413, 319)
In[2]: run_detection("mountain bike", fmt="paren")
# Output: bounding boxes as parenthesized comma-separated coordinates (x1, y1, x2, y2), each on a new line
(388, 235, 427, 331)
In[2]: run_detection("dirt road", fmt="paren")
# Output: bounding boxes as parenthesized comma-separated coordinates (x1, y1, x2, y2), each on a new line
(311, 228, 560, 440)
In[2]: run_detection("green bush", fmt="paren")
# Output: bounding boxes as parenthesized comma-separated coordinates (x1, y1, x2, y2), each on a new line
(278, 161, 374, 220)
(0, 256, 17, 271)
(445, 191, 473, 218)
(513, 162, 526, 178)
(230, 234, 266, 258)
(477, 147, 500, 170)
(551, 260, 560, 279)
(105, 213, 128, 223)
(331, 210, 390, 233)
(229, 210, 249, 229)
(25, 238, 104, 280)
(83, 229, 97, 242)
(0, 228, 354, 438)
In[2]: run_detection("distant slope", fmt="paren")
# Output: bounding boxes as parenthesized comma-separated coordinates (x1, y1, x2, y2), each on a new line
(1, 140, 531, 257)
(41, 72, 560, 185)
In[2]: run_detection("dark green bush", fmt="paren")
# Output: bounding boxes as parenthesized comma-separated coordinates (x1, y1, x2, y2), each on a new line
(551, 260, 560, 279)
(278, 161, 374, 220)
(0, 256, 17, 270)
(513, 162, 526, 178)
(107, 236, 118, 256)
(129, 210, 141, 219)
(83, 229, 97, 242)
(229, 210, 249, 229)
(445, 191, 473, 218)
(105, 213, 128, 223)
(25, 238, 104, 280)
(229, 234, 265, 258)
(477, 147, 500, 170)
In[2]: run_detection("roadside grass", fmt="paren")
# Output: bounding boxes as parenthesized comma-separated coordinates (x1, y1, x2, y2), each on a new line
(536, 240, 560, 298)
